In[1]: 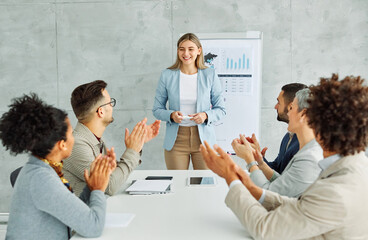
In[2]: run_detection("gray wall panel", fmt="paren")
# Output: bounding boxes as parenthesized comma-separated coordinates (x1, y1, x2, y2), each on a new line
(56, 1, 172, 110)
(0, 4, 57, 111)
(291, 0, 368, 84)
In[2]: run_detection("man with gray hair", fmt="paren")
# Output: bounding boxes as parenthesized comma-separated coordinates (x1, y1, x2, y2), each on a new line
(232, 88, 323, 197)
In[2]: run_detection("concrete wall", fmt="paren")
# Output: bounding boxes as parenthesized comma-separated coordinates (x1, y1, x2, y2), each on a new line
(0, 0, 367, 212)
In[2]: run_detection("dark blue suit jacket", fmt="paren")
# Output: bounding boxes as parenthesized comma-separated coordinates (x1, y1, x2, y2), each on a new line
(264, 133, 299, 174)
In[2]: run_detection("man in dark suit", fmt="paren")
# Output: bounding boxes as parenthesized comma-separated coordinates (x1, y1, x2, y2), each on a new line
(257, 83, 307, 174)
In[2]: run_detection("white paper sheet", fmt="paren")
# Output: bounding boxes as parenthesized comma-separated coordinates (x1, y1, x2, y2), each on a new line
(105, 213, 135, 228)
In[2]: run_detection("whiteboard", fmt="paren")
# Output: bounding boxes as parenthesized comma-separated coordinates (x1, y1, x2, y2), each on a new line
(197, 32, 263, 154)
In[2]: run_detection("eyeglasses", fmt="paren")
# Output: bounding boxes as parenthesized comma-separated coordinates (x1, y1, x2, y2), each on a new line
(96, 98, 116, 112)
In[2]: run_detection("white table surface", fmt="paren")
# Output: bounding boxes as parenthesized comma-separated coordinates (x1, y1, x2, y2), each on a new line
(72, 170, 253, 240)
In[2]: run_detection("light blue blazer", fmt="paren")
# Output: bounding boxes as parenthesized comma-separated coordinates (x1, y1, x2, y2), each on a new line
(153, 68, 226, 151)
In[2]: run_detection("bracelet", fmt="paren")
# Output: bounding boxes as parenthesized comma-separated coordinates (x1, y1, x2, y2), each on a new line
(246, 161, 258, 171)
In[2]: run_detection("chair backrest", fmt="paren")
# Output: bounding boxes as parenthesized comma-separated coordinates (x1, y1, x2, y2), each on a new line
(10, 167, 22, 188)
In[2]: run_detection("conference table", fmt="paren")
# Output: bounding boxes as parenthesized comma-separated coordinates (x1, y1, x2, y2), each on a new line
(72, 170, 253, 240)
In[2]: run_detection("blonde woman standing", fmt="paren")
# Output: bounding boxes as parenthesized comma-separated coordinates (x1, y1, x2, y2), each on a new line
(153, 33, 226, 169)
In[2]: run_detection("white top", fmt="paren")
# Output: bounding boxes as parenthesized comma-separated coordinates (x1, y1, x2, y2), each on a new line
(179, 71, 197, 126)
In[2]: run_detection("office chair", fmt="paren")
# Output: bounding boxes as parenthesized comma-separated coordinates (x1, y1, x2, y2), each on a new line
(10, 167, 22, 187)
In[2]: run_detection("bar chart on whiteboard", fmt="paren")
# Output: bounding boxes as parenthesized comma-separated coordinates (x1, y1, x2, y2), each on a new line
(204, 47, 254, 96)
(204, 47, 253, 73)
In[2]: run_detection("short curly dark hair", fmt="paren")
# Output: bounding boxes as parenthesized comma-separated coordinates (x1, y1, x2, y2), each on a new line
(306, 74, 368, 156)
(0, 93, 68, 158)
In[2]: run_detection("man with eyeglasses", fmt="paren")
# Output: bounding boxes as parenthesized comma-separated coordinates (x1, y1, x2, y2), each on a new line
(63, 80, 160, 196)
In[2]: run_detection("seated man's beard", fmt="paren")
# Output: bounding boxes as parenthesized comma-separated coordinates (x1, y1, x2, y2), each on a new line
(103, 117, 114, 126)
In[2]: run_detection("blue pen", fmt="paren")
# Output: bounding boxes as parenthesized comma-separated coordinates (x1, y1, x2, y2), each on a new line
(227, 152, 236, 155)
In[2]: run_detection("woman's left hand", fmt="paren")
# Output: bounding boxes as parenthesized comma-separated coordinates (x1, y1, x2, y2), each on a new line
(189, 112, 208, 124)
(84, 154, 113, 192)
(105, 147, 117, 171)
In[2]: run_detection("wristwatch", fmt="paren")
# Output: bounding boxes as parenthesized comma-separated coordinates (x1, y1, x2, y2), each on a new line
(246, 161, 258, 171)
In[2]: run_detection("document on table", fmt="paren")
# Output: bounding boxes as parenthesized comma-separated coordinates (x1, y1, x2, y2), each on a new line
(105, 213, 135, 228)
(125, 180, 172, 194)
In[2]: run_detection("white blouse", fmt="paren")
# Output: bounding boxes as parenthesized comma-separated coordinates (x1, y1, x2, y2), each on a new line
(179, 71, 198, 126)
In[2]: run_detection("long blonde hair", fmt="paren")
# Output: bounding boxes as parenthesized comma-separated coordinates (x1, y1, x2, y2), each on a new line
(168, 33, 207, 70)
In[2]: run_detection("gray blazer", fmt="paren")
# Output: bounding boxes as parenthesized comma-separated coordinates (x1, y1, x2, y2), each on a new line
(250, 139, 323, 197)
(6, 156, 106, 240)
(63, 122, 140, 196)
(226, 152, 368, 239)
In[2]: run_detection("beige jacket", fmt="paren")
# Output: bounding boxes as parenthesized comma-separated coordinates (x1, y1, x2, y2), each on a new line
(225, 152, 368, 240)
(63, 122, 140, 196)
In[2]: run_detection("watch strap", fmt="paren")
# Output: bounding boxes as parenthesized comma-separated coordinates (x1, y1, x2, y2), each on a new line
(246, 161, 258, 171)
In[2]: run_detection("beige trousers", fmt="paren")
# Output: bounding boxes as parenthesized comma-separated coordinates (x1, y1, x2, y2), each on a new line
(164, 126, 208, 170)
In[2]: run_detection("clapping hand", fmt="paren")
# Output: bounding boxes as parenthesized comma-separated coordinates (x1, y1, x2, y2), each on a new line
(145, 119, 161, 143)
(200, 141, 239, 185)
(106, 147, 117, 171)
(231, 134, 256, 164)
(246, 134, 267, 166)
(234, 134, 266, 167)
(246, 134, 268, 157)
(125, 118, 147, 153)
(84, 154, 113, 192)
(200, 141, 263, 200)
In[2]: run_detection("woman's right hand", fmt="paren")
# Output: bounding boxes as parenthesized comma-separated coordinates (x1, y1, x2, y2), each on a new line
(249, 133, 268, 158)
(242, 134, 266, 167)
(170, 111, 183, 123)
(84, 154, 113, 192)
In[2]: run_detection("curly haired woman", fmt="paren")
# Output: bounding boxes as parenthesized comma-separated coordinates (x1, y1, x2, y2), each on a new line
(1, 94, 113, 239)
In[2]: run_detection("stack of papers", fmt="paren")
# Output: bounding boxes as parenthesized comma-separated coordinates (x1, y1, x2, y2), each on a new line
(125, 180, 172, 195)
